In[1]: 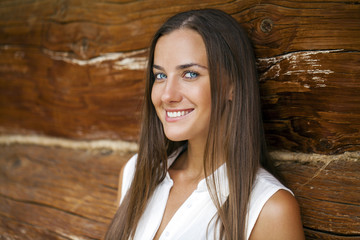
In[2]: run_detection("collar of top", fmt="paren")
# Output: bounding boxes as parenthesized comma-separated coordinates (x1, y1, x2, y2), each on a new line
(165, 145, 229, 204)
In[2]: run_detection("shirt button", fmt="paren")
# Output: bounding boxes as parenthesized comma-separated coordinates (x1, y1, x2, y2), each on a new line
(186, 203, 192, 208)
(165, 231, 170, 237)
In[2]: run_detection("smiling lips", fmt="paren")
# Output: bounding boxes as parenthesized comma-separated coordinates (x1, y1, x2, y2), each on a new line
(166, 109, 193, 119)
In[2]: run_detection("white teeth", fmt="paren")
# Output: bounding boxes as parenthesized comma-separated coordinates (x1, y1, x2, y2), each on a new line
(167, 110, 191, 118)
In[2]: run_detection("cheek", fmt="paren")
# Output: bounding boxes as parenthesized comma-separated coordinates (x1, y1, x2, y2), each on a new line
(197, 83, 211, 108)
(151, 86, 157, 105)
(151, 85, 161, 109)
(151, 88, 161, 120)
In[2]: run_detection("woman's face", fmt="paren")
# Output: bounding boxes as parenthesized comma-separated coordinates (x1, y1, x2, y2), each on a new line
(151, 29, 211, 144)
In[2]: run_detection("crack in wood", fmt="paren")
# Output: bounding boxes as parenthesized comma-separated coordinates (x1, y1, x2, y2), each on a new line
(0, 135, 138, 152)
(1, 134, 359, 162)
(296, 160, 333, 191)
(304, 225, 360, 237)
(297, 195, 360, 208)
(1, 214, 74, 240)
(257, 49, 344, 88)
(257, 49, 344, 65)
(113, 56, 147, 70)
(271, 150, 360, 163)
(0, 193, 100, 224)
(41, 47, 148, 69)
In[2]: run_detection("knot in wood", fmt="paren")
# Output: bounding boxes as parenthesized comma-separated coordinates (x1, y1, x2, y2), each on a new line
(260, 18, 273, 33)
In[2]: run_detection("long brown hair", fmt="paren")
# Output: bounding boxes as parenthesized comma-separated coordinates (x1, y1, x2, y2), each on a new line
(105, 9, 272, 240)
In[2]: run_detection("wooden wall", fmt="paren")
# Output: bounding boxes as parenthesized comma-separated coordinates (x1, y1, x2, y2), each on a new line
(0, 0, 359, 239)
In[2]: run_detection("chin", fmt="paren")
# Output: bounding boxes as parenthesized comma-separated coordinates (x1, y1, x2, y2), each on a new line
(164, 131, 187, 142)
(165, 136, 186, 142)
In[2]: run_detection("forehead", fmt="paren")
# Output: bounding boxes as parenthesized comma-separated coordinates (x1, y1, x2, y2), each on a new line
(154, 29, 208, 67)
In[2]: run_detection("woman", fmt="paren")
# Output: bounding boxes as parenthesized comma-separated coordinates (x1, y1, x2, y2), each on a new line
(106, 9, 304, 240)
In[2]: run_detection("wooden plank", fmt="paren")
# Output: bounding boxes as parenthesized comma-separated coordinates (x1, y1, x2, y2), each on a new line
(235, 1, 360, 56)
(1, 0, 359, 56)
(0, 45, 146, 141)
(0, 0, 359, 153)
(1, 144, 359, 239)
(275, 156, 360, 237)
(0, 215, 69, 240)
(0, 196, 107, 239)
(0, 144, 133, 239)
(304, 228, 360, 240)
(259, 51, 360, 154)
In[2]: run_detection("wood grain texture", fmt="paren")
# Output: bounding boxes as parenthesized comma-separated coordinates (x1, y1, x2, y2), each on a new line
(1, 144, 359, 239)
(0, 0, 359, 154)
(0, 144, 132, 239)
(1, 1, 359, 238)
(259, 50, 360, 154)
(276, 158, 360, 237)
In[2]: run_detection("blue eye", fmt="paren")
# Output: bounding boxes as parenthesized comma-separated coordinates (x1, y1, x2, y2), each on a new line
(155, 73, 167, 80)
(184, 71, 198, 79)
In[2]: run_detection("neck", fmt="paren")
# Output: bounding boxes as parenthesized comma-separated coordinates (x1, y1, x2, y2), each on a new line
(171, 139, 206, 180)
(186, 137, 225, 177)
(186, 140, 205, 173)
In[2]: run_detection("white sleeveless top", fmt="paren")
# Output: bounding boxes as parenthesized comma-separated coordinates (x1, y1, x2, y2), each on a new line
(120, 149, 292, 240)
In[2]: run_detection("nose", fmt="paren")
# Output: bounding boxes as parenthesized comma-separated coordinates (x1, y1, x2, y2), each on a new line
(160, 76, 182, 103)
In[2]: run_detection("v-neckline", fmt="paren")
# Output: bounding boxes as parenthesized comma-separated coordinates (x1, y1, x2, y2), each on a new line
(152, 146, 229, 240)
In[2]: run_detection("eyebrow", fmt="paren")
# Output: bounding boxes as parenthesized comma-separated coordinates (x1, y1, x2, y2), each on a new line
(153, 63, 208, 71)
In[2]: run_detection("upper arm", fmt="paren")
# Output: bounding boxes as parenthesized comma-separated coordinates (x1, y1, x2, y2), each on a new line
(116, 164, 126, 205)
(249, 190, 305, 240)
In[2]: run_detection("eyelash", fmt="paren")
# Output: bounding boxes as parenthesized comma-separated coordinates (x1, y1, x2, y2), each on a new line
(153, 70, 200, 81)
(183, 71, 199, 79)
(154, 72, 167, 81)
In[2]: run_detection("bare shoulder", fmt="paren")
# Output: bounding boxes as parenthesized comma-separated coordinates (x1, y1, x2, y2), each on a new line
(249, 190, 305, 240)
